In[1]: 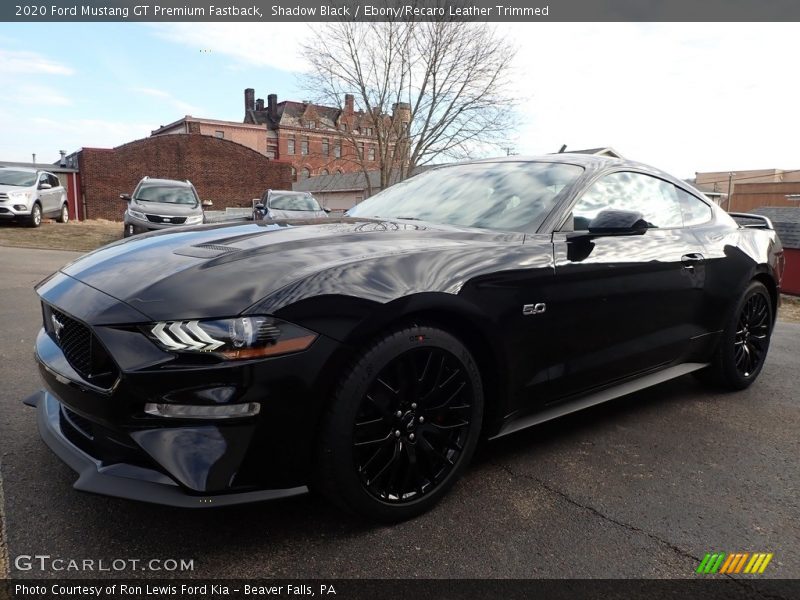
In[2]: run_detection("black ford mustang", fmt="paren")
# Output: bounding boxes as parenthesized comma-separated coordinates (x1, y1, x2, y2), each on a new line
(27, 154, 784, 522)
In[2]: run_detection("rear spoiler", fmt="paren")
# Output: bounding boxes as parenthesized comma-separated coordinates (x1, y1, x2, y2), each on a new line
(728, 212, 774, 230)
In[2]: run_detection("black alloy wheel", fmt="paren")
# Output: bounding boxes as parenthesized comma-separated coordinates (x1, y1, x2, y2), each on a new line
(697, 280, 773, 390)
(353, 346, 474, 503)
(316, 325, 483, 522)
(733, 291, 770, 378)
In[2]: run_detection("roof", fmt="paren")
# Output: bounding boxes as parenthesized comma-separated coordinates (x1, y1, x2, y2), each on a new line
(751, 206, 800, 249)
(246, 100, 342, 129)
(139, 177, 193, 187)
(559, 146, 624, 159)
(0, 161, 78, 174)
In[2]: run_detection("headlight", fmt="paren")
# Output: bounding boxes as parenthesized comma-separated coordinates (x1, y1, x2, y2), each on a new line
(8, 191, 32, 201)
(184, 215, 203, 225)
(145, 316, 317, 360)
(127, 208, 146, 220)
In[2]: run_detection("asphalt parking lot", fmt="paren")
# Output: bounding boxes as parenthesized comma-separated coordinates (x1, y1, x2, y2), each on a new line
(1, 246, 798, 579)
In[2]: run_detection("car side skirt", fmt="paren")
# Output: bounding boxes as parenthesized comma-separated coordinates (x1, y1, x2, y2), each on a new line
(490, 362, 709, 439)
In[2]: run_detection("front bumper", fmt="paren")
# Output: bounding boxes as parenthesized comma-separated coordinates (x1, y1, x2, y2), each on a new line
(124, 213, 203, 233)
(27, 390, 307, 507)
(30, 271, 347, 507)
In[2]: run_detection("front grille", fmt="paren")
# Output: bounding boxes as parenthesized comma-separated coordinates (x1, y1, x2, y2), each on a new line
(0, 207, 9, 213)
(47, 307, 119, 388)
(0, 192, 8, 199)
(145, 214, 186, 224)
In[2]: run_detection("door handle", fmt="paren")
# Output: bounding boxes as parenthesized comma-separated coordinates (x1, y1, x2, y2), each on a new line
(681, 253, 705, 270)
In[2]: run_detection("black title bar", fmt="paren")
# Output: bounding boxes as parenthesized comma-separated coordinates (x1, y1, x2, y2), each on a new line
(4, 0, 800, 22)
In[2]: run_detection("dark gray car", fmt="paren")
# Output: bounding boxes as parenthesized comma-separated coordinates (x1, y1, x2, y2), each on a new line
(122, 177, 210, 237)
(253, 190, 329, 220)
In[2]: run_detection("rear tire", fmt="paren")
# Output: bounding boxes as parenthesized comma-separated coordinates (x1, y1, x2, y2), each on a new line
(697, 281, 773, 390)
(57, 204, 69, 223)
(27, 203, 42, 228)
(315, 325, 484, 522)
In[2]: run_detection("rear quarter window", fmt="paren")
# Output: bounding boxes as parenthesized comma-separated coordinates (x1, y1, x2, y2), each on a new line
(677, 188, 713, 226)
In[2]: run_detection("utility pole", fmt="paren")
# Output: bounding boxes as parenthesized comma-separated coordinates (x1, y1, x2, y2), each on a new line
(726, 172, 735, 211)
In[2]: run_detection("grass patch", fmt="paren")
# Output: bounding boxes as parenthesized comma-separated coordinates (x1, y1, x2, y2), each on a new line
(0, 219, 122, 252)
(780, 294, 800, 324)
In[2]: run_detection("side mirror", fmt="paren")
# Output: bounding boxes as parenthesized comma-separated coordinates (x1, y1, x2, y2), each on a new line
(38, 183, 52, 190)
(587, 209, 648, 236)
(120, 193, 131, 201)
(201, 200, 213, 208)
(323, 207, 331, 213)
(254, 204, 265, 211)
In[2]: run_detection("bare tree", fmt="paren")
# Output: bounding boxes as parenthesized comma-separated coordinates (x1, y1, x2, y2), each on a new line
(301, 20, 517, 194)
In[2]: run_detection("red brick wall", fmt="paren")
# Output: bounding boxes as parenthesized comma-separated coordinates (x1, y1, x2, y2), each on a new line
(77, 134, 293, 221)
(783, 248, 800, 296)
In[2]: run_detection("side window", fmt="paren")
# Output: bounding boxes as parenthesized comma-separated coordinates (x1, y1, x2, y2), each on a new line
(39, 173, 48, 187)
(49, 174, 61, 188)
(570, 171, 683, 230)
(676, 188, 713, 226)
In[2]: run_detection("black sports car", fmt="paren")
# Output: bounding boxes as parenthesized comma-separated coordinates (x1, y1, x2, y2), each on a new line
(26, 154, 784, 522)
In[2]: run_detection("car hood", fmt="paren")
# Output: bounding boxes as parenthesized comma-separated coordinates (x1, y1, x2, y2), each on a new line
(60, 218, 521, 321)
(0, 183, 34, 195)
(268, 208, 327, 219)
(132, 200, 201, 216)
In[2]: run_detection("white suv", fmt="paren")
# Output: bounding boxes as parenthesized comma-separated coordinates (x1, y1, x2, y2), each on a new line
(0, 167, 69, 227)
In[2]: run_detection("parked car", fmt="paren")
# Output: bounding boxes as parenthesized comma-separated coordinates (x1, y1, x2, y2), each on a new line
(122, 177, 210, 237)
(0, 167, 68, 227)
(28, 154, 783, 522)
(253, 190, 329, 220)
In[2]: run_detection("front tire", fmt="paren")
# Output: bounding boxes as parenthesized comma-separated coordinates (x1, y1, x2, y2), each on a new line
(698, 281, 773, 390)
(316, 325, 484, 522)
(27, 203, 42, 228)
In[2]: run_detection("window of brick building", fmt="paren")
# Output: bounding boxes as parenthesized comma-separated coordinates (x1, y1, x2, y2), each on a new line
(322, 138, 329, 156)
(301, 138, 309, 155)
(368, 146, 376, 161)
(267, 144, 277, 159)
(321, 169, 329, 176)
(308, 121, 316, 129)
(287, 138, 295, 155)
(359, 141, 365, 156)
(214, 130, 224, 139)
(301, 168, 311, 179)
(334, 142, 342, 158)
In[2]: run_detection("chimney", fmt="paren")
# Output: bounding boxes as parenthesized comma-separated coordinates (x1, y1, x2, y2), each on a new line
(344, 93, 354, 116)
(255, 98, 265, 111)
(59, 150, 66, 167)
(267, 94, 277, 119)
(244, 88, 255, 112)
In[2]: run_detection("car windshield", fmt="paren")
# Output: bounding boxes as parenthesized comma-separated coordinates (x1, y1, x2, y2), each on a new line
(0, 169, 37, 187)
(270, 193, 321, 211)
(347, 161, 584, 233)
(135, 185, 198, 205)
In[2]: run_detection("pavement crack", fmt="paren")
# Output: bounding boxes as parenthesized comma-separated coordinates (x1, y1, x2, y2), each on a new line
(494, 461, 702, 563)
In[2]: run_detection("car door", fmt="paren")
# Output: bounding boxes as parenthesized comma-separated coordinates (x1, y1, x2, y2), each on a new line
(37, 173, 55, 214)
(545, 170, 708, 399)
(50, 174, 65, 213)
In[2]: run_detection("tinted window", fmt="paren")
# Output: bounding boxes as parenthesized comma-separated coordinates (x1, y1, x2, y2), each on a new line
(348, 162, 584, 233)
(135, 185, 197, 205)
(570, 172, 683, 230)
(677, 188, 713, 226)
(49, 174, 60, 188)
(270, 193, 321, 211)
(0, 170, 37, 186)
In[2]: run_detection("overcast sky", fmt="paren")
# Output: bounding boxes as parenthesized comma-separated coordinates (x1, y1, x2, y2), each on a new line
(0, 22, 797, 178)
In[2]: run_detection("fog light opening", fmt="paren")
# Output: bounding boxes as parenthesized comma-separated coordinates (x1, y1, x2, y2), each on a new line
(144, 402, 261, 419)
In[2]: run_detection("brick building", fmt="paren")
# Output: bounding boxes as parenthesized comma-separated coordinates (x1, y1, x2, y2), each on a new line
(152, 89, 411, 181)
(67, 134, 292, 221)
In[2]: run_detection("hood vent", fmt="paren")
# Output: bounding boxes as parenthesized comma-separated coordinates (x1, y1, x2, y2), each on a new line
(174, 243, 241, 259)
